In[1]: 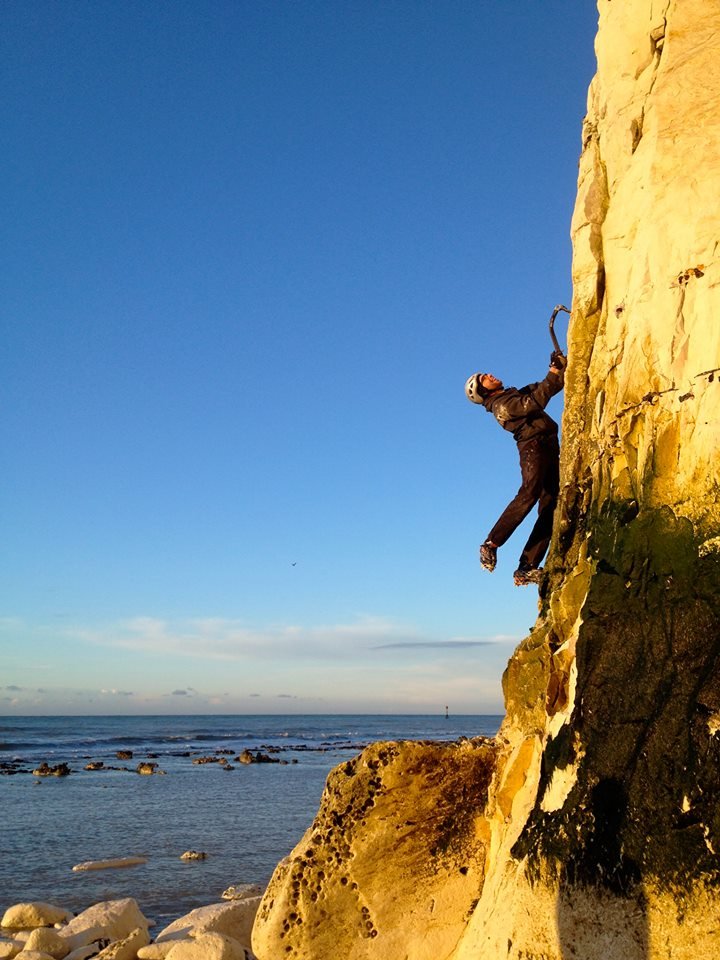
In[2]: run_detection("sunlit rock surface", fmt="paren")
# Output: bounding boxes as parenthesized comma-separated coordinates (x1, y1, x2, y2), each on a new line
(253, 2, 720, 957)
(253, 739, 497, 959)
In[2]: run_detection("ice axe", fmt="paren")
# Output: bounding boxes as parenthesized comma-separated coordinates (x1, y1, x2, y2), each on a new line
(549, 304, 570, 365)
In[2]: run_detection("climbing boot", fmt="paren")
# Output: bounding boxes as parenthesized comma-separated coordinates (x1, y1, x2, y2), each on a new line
(513, 564, 544, 587)
(479, 541, 497, 572)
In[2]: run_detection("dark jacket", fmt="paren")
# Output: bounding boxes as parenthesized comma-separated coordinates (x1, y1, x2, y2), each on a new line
(482, 369, 564, 443)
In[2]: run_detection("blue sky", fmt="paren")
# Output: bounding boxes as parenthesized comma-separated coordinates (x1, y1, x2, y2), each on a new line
(2, 1, 597, 715)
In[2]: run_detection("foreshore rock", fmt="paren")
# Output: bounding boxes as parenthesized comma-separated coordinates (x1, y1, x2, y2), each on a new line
(135, 763, 159, 776)
(155, 899, 260, 948)
(252, 2, 720, 958)
(2, 742, 313, 778)
(32, 764, 71, 778)
(1, 903, 71, 930)
(58, 899, 149, 951)
(235, 750, 278, 765)
(23, 927, 70, 958)
(71, 858, 148, 873)
(0, 894, 260, 960)
(221, 885, 262, 903)
(94, 927, 149, 959)
(162, 932, 245, 960)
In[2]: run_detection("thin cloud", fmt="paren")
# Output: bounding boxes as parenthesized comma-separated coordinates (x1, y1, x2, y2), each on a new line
(373, 640, 494, 650)
(68, 615, 439, 662)
(373, 634, 518, 650)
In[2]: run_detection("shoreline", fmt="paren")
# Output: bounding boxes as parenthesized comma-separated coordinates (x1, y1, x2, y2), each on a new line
(2, 715, 500, 928)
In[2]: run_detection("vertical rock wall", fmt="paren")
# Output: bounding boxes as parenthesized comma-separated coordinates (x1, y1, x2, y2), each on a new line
(253, 3, 720, 958)
(451, 1, 720, 957)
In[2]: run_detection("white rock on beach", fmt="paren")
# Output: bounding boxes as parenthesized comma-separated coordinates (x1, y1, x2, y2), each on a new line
(22, 928, 70, 958)
(136, 943, 177, 960)
(10, 933, 30, 944)
(64, 946, 107, 960)
(94, 927, 150, 959)
(220, 885, 262, 902)
(0, 940, 20, 960)
(1, 903, 71, 930)
(71, 858, 148, 873)
(155, 900, 260, 949)
(164, 932, 248, 960)
(58, 900, 149, 951)
(18, 953, 55, 960)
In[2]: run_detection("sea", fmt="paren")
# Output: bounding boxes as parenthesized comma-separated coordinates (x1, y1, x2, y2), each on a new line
(0, 714, 501, 925)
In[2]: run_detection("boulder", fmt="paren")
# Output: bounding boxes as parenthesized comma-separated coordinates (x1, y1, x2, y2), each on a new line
(58, 900, 149, 951)
(22, 929, 69, 958)
(94, 927, 150, 960)
(64, 946, 107, 960)
(136, 944, 177, 959)
(135, 763, 157, 776)
(164, 933, 247, 960)
(155, 900, 260, 950)
(179, 851, 206, 861)
(1, 904, 71, 930)
(61, 938, 109, 957)
(31, 763, 70, 777)
(0, 940, 20, 960)
(17, 953, 54, 960)
(234, 750, 276, 765)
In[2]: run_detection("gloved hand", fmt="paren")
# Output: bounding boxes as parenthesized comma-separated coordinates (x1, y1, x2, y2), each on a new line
(550, 350, 567, 370)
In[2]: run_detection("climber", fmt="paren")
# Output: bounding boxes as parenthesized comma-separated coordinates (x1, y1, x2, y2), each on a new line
(465, 352, 566, 586)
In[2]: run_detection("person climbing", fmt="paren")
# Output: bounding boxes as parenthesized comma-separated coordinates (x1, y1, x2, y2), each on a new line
(464, 352, 566, 586)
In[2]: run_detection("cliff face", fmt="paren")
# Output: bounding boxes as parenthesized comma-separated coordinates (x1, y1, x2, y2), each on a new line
(252, 3, 720, 958)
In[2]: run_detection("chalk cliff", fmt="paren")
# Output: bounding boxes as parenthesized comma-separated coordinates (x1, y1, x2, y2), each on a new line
(252, 2, 720, 957)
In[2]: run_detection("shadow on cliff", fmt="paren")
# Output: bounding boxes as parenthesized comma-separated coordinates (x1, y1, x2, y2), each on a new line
(555, 779, 649, 959)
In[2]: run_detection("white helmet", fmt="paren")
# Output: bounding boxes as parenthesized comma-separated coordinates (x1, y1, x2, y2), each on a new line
(465, 373, 486, 404)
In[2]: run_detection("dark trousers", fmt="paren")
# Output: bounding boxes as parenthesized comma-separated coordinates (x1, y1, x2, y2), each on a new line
(487, 434, 560, 568)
